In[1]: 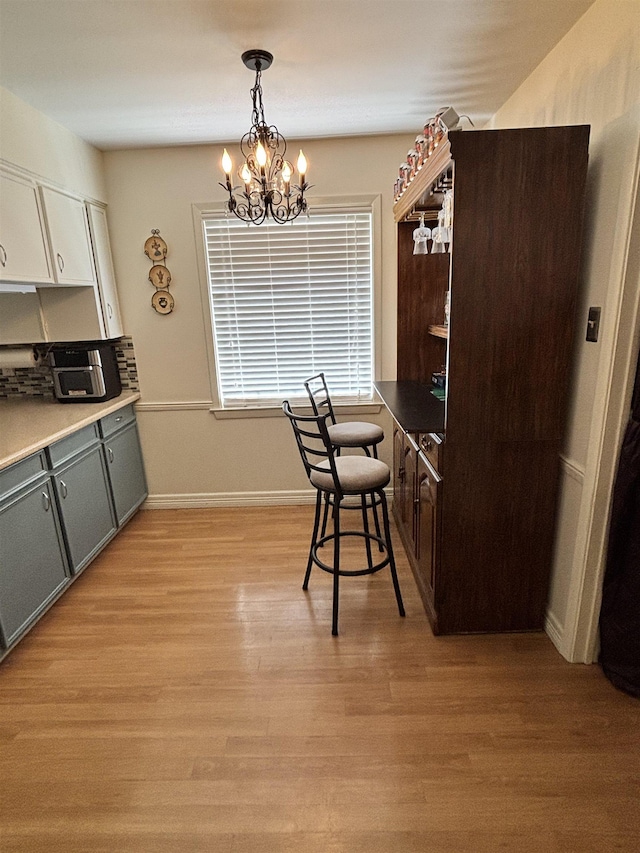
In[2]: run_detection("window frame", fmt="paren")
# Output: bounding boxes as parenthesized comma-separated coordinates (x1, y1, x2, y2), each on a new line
(193, 194, 383, 416)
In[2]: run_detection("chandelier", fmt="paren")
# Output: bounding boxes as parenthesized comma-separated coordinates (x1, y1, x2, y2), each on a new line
(220, 49, 309, 225)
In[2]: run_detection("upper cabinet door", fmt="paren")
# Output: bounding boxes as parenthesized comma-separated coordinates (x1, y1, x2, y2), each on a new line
(86, 203, 124, 338)
(0, 170, 53, 284)
(39, 186, 96, 286)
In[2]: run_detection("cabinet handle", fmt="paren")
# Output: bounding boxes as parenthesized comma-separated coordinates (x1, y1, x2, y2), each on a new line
(42, 491, 50, 512)
(115, 416, 123, 423)
(60, 480, 68, 499)
(0, 244, 6, 267)
(108, 447, 114, 463)
(107, 303, 113, 318)
(57, 253, 65, 273)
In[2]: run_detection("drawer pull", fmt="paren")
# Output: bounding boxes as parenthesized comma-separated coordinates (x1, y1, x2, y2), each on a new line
(115, 416, 123, 423)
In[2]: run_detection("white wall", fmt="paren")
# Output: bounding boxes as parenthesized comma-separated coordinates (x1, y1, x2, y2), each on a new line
(486, 0, 640, 660)
(0, 86, 105, 200)
(102, 134, 412, 504)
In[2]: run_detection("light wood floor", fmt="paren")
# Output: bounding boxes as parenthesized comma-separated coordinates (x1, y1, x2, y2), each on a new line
(1, 506, 639, 852)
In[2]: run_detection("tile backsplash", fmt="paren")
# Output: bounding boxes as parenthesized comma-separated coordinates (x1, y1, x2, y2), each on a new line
(0, 337, 139, 398)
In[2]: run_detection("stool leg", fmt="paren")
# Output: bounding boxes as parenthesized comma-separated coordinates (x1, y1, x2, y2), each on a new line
(303, 490, 322, 590)
(361, 493, 374, 569)
(361, 443, 383, 550)
(319, 492, 331, 544)
(379, 489, 405, 617)
(371, 492, 384, 552)
(332, 498, 341, 636)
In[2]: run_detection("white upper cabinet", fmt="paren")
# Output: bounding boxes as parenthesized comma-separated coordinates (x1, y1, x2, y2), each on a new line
(39, 186, 96, 286)
(0, 163, 125, 343)
(0, 170, 54, 284)
(86, 203, 124, 338)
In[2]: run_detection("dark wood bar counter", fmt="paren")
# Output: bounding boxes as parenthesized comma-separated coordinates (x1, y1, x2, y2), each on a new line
(374, 380, 445, 434)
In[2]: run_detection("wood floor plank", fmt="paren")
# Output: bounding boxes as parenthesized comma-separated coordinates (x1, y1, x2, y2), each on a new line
(0, 506, 638, 851)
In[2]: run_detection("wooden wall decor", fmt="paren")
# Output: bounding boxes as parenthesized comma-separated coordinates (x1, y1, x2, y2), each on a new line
(144, 230, 174, 314)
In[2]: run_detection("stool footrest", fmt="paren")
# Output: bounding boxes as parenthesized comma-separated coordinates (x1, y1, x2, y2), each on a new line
(312, 530, 390, 576)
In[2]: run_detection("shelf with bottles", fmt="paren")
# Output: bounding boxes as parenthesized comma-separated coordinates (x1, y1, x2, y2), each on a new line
(393, 115, 456, 223)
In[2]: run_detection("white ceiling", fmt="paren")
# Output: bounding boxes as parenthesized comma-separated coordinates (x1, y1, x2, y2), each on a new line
(0, 0, 595, 151)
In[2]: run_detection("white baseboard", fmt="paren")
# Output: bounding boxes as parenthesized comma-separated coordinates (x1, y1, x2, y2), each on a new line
(143, 490, 317, 509)
(544, 607, 564, 654)
(143, 487, 394, 510)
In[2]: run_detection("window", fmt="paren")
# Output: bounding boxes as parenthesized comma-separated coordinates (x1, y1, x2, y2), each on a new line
(201, 203, 375, 408)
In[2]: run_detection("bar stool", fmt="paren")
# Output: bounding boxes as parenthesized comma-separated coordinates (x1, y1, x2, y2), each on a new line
(304, 372, 385, 549)
(304, 373, 384, 458)
(283, 401, 405, 636)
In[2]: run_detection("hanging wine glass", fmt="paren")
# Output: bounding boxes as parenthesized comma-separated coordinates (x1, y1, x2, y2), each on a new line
(412, 214, 431, 255)
(431, 209, 447, 253)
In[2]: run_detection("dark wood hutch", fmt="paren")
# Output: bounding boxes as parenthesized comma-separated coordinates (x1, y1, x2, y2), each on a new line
(376, 125, 590, 634)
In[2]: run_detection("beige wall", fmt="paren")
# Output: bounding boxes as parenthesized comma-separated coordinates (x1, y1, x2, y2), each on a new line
(486, 0, 640, 660)
(103, 135, 411, 503)
(0, 85, 106, 200)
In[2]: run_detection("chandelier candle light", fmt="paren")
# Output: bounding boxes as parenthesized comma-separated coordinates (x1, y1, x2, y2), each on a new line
(220, 49, 309, 225)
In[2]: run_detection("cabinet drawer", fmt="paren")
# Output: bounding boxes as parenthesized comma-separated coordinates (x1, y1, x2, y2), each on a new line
(100, 404, 135, 437)
(48, 423, 100, 468)
(418, 432, 443, 474)
(0, 451, 48, 501)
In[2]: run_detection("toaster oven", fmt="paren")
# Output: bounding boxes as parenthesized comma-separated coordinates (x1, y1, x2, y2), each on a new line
(49, 343, 122, 403)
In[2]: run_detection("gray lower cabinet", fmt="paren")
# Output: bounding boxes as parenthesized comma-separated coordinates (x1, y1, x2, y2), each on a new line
(0, 404, 147, 655)
(48, 422, 117, 575)
(0, 469, 69, 647)
(52, 444, 116, 575)
(100, 406, 147, 526)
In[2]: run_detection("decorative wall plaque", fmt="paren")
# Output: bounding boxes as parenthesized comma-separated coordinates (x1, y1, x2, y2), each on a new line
(144, 229, 173, 314)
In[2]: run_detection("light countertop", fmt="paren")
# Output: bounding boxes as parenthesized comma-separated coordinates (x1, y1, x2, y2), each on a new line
(0, 391, 141, 471)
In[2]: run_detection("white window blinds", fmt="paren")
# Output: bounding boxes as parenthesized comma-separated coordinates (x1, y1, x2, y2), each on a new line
(203, 211, 373, 407)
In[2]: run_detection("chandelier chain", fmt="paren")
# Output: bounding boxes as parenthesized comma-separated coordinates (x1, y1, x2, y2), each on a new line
(250, 65, 266, 129)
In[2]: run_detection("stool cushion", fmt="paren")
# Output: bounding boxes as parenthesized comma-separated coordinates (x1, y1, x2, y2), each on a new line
(328, 421, 384, 448)
(311, 456, 390, 494)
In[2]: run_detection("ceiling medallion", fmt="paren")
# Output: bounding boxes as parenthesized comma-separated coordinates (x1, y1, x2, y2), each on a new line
(220, 49, 310, 225)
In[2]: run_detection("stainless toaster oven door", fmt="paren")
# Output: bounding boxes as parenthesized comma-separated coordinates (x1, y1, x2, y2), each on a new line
(52, 366, 106, 399)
